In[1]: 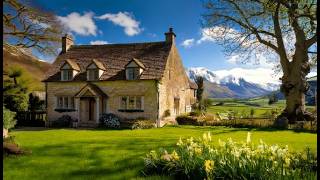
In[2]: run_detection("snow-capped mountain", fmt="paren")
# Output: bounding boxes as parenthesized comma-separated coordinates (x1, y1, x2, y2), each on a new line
(187, 67, 281, 98)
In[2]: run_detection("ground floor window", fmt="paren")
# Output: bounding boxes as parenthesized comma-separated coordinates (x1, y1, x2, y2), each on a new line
(119, 96, 144, 111)
(56, 96, 75, 109)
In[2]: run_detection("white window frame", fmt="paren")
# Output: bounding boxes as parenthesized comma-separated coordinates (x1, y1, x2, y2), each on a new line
(56, 96, 75, 109)
(119, 96, 144, 110)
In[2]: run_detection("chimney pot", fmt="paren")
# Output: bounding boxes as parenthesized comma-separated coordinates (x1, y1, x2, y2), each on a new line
(165, 27, 176, 43)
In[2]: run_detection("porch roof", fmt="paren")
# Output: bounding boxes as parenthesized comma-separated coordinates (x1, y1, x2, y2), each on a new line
(74, 83, 108, 98)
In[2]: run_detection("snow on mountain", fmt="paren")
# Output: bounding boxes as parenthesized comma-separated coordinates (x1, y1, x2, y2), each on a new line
(186, 67, 281, 98)
(187, 67, 280, 89)
(188, 67, 219, 83)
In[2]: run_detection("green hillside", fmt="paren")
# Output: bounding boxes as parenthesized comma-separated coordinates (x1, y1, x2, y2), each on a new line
(3, 44, 52, 91)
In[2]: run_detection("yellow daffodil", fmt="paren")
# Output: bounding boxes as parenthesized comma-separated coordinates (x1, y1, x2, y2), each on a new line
(171, 150, 180, 161)
(204, 160, 215, 173)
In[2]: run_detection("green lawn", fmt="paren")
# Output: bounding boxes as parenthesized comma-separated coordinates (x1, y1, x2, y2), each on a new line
(4, 126, 317, 180)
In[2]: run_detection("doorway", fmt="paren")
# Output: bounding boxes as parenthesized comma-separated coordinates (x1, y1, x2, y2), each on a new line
(80, 97, 96, 123)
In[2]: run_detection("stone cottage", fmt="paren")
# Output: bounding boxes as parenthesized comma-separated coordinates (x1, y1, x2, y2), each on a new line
(43, 28, 197, 127)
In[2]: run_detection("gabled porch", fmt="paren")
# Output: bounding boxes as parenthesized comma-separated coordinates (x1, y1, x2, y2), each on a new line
(74, 83, 108, 127)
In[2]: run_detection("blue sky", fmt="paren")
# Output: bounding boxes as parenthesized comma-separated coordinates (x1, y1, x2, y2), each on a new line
(32, 0, 316, 82)
(34, 0, 259, 71)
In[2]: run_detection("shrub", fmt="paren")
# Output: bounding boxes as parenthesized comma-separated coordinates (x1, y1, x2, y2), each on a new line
(176, 115, 198, 125)
(3, 106, 17, 130)
(143, 133, 317, 179)
(188, 110, 201, 117)
(273, 115, 289, 129)
(99, 113, 120, 128)
(51, 115, 73, 128)
(131, 119, 156, 129)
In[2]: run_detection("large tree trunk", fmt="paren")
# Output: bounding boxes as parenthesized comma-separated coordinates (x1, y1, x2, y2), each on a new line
(280, 51, 315, 124)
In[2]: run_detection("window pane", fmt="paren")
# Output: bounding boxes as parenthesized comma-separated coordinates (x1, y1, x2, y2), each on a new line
(70, 97, 74, 109)
(68, 70, 72, 80)
(58, 97, 63, 108)
(134, 68, 139, 79)
(95, 70, 99, 80)
(121, 96, 127, 109)
(64, 97, 68, 108)
(128, 96, 135, 109)
(136, 96, 142, 110)
(63, 71, 67, 80)
(128, 69, 134, 80)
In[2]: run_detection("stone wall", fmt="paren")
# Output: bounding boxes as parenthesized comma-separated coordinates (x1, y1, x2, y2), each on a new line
(158, 44, 196, 126)
(46, 80, 158, 125)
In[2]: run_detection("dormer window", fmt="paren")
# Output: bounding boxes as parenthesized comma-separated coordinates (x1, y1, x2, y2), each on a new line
(60, 59, 80, 81)
(86, 59, 106, 81)
(125, 58, 145, 80)
(126, 68, 140, 80)
(61, 69, 73, 81)
(87, 69, 99, 81)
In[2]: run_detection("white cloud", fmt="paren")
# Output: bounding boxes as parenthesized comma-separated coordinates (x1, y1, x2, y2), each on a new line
(181, 39, 195, 48)
(90, 40, 109, 45)
(96, 12, 141, 36)
(57, 12, 97, 36)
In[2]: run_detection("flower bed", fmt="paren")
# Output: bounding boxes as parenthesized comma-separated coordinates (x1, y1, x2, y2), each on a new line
(143, 132, 317, 179)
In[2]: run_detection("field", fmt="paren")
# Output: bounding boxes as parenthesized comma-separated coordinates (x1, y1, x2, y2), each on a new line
(4, 126, 317, 180)
(207, 98, 316, 118)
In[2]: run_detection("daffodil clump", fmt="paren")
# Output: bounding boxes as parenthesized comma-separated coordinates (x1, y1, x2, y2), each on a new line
(143, 132, 317, 179)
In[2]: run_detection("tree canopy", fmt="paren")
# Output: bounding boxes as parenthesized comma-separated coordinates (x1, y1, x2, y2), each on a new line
(3, 0, 63, 55)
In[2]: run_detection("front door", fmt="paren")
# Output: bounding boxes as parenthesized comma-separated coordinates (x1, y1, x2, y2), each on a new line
(80, 97, 95, 123)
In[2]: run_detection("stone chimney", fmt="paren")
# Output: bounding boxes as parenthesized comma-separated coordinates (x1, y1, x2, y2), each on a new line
(62, 34, 74, 53)
(165, 27, 176, 43)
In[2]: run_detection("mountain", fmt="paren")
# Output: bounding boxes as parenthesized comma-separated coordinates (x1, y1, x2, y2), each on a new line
(187, 67, 280, 99)
(3, 44, 52, 91)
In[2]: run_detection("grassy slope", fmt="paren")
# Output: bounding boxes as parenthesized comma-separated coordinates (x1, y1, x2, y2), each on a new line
(3, 44, 52, 91)
(208, 98, 315, 118)
(4, 126, 317, 180)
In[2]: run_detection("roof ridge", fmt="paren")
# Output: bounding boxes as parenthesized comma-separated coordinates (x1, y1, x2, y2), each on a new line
(71, 41, 167, 48)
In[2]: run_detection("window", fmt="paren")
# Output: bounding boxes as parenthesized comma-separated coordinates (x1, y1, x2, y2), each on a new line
(120, 96, 127, 109)
(126, 68, 140, 80)
(119, 96, 144, 110)
(87, 69, 99, 81)
(61, 70, 73, 81)
(56, 96, 74, 109)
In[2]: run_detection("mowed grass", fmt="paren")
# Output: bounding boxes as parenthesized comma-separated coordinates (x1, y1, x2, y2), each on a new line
(4, 126, 317, 180)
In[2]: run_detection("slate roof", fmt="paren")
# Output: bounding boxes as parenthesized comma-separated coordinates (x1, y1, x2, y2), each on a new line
(43, 41, 172, 82)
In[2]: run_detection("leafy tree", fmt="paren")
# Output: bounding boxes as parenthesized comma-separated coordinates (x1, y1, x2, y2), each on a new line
(202, 0, 316, 123)
(28, 93, 45, 111)
(3, 106, 17, 130)
(201, 98, 213, 111)
(3, 0, 63, 55)
(3, 66, 30, 112)
(195, 76, 204, 110)
(268, 93, 278, 105)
